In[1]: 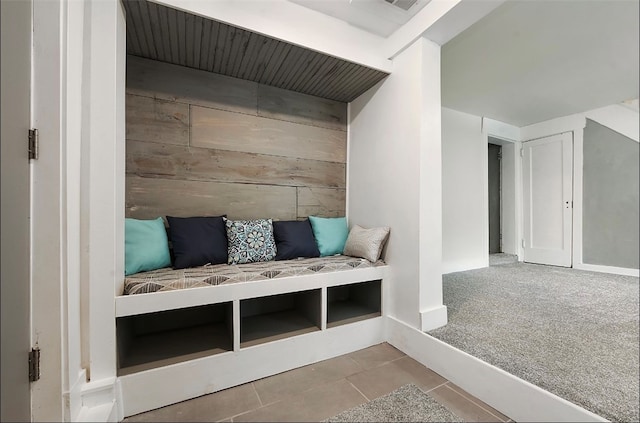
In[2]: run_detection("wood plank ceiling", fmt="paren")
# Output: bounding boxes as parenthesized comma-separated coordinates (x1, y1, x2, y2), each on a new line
(122, 0, 389, 103)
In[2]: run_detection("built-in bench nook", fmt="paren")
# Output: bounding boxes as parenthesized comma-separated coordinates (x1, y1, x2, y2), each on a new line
(118, 2, 393, 414)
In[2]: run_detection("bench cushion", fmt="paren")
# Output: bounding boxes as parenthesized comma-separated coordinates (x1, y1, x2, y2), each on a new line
(123, 255, 385, 295)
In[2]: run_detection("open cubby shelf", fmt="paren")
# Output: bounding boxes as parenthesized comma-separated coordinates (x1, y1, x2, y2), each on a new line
(327, 280, 382, 328)
(117, 302, 233, 375)
(240, 289, 322, 348)
(116, 279, 382, 375)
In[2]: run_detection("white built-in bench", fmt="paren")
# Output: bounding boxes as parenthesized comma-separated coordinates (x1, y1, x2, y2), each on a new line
(115, 255, 388, 417)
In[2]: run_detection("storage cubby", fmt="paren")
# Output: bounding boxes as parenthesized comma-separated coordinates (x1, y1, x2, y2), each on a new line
(117, 302, 233, 375)
(327, 280, 381, 328)
(240, 289, 321, 348)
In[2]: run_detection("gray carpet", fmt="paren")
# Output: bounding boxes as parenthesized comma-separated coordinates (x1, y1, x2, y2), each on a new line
(429, 262, 639, 422)
(326, 384, 462, 422)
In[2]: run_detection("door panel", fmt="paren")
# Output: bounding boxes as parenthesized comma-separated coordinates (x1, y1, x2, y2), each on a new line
(1, 0, 32, 420)
(523, 133, 573, 267)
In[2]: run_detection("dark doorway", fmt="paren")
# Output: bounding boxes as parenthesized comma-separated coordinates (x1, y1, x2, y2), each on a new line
(488, 143, 501, 254)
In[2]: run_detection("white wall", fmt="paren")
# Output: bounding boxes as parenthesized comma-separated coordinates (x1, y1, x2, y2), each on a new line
(349, 37, 445, 331)
(441, 108, 487, 273)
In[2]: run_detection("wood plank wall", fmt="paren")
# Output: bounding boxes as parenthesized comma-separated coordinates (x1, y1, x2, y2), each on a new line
(125, 55, 347, 221)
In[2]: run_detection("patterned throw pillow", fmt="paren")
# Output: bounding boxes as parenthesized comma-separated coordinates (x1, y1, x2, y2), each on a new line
(343, 225, 390, 262)
(224, 218, 277, 264)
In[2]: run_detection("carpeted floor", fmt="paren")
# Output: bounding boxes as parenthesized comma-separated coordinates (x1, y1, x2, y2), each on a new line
(429, 261, 639, 422)
(325, 384, 462, 422)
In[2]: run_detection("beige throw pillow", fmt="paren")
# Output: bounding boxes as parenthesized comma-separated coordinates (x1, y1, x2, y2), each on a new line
(343, 225, 390, 262)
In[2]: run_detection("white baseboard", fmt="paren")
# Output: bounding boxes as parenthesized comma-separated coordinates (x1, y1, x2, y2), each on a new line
(420, 304, 447, 331)
(442, 261, 487, 275)
(75, 376, 118, 422)
(575, 263, 639, 277)
(385, 316, 607, 423)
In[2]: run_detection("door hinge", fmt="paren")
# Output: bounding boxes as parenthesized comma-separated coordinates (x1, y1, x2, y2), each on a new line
(520, 148, 524, 157)
(29, 347, 40, 382)
(521, 239, 525, 248)
(28, 128, 39, 160)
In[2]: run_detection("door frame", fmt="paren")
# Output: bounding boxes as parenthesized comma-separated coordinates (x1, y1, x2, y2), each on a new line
(482, 118, 523, 263)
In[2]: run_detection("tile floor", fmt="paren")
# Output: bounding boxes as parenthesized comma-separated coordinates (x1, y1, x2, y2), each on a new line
(123, 343, 513, 422)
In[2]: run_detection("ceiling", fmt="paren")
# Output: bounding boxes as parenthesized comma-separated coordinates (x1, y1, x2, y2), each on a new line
(289, 0, 431, 37)
(291, 0, 638, 126)
(122, 0, 388, 103)
(441, 0, 640, 127)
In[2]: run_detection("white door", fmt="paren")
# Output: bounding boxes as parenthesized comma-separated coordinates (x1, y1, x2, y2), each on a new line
(1, 0, 33, 420)
(522, 132, 573, 267)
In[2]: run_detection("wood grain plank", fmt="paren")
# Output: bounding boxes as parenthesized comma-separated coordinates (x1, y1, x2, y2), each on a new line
(212, 23, 230, 74)
(176, 10, 187, 66)
(167, 7, 179, 63)
(249, 37, 278, 81)
(303, 57, 340, 95)
(157, 2, 173, 63)
(297, 187, 346, 219)
(289, 52, 323, 92)
(127, 1, 151, 58)
(127, 55, 258, 115)
(126, 176, 297, 221)
(192, 16, 203, 70)
(237, 33, 260, 80)
(257, 84, 346, 131)
(126, 140, 346, 188)
(281, 49, 315, 91)
(126, 94, 189, 145)
(191, 105, 346, 163)
(123, 1, 142, 56)
(206, 20, 220, 71)
(184, 12, 195, 68)
(259, 42, 292, 85)
(231, 30, 253, 78)
(199, 17, 211, 69)
(138, 2, 158, 60)
(146, 2, 166, 62)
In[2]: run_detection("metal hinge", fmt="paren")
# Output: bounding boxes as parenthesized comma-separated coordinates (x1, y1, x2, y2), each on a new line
(29, 347, 40, 382)
(28, 128, 39, 160)
(520, 148, 524, 157)
(521, 239, 525, 248)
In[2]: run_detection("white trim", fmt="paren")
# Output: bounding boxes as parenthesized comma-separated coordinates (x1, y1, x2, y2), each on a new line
(420, 305, 448, 331)
(383, 0, 461, 59)
(385, 316, 607, 423)
(521, 114, 586, 142)
(481, 119, 490, 267)
(76, 377, 118, 422)
(482, 117, 521, 142)
(31, 0, 64, 419)
(76, 402, 117, 423)
(574, 263, 639, 277)
(572, 129, 584, 270)
(65, 369, 86, 422)
(345, 102, 351, 222)
(442, 260, 486, 275)
(585, 104, 639, 143)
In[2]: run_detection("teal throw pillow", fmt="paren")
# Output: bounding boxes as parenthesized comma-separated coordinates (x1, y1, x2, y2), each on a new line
(125, 217, 171, 276)
(308, 216, 349, 256)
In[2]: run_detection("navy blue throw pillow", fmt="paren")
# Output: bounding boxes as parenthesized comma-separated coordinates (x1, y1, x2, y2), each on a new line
(273, 219, 320, 261)
(166, 216, 228, 269)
